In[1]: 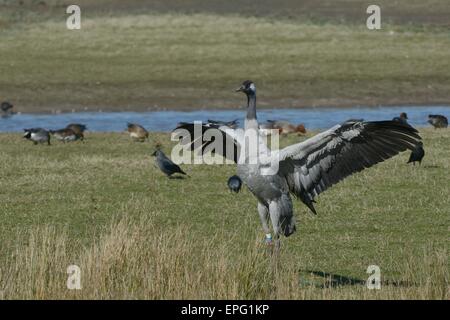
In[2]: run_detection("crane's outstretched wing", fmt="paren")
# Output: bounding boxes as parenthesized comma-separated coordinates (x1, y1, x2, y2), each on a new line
(276, 120, 421, 214)
(174, 122, 241, 163)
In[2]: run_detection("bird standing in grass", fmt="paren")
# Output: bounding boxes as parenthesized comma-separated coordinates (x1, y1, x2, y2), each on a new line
(176, 80, 421, 252)
(407, 142, 425, 165)
(152, 149, 187, 178)
(66, 123, 87, 140)
(127, 123, 149, 142)
(393, 112, 408, 125)
(227, 175, 242, 193)
(50, 128, 82, 143)
(428, 114, 448, 129)
(23, 128, 51, 145)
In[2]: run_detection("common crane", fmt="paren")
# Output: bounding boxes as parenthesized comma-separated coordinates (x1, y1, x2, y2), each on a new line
(175, 80, 421, 251)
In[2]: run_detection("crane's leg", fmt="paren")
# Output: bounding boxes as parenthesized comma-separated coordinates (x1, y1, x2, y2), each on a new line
(268, 201, 281, 254)
(257, 202, 272, 245)
(258, 203, 276, 256)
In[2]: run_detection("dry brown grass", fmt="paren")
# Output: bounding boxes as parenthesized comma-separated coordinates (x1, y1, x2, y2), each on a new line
(0, 215, 447, 299)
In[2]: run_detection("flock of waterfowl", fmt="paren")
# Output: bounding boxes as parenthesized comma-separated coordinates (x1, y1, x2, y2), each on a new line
(1, 84, 448, 250)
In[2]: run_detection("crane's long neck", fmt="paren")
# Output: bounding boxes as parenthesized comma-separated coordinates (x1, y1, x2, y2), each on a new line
(245, 93, 258, 130)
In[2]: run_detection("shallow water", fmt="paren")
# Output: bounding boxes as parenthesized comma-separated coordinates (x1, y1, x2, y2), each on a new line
(1, 106, 448, 132)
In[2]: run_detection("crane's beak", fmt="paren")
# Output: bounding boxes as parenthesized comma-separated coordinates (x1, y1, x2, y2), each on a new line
(235, 86, 244, 92)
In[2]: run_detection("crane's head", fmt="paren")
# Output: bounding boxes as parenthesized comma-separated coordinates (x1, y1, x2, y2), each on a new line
(236, 80, 256, 95)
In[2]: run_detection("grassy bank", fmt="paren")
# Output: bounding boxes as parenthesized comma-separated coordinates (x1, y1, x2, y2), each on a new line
(0, 11, 449, 112)
(3, 0, 450, 26)
(0, 128, 448, 299)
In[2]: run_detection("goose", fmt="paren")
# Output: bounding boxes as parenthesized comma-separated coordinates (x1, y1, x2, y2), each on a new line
(227, 175, 242, 193)
(23, 128, 51, 145)
(152, 149, 187, 178)
(50, 128, 82, 143)
(392, 112, 408, 125)
(428, 114, 448, 129)
(127, 123, 149, 142)
(66, 123, 87, 140)
(407, 142, 425, 165)
(175, 80, 421, 251)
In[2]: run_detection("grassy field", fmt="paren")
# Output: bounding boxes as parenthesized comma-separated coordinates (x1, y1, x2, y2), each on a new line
(3, 0, 450, 25)
(0, 1, 449, 112)
(0, 128, 448, 299)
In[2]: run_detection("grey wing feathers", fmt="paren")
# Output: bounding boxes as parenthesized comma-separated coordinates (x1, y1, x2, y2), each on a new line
(174, 122, 240, 163)
(278, 120, 421, 212)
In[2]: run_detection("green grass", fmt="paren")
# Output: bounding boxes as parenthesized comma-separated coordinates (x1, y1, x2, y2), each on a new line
(0, 12, 449, 112)
(0, 128, 448, 299)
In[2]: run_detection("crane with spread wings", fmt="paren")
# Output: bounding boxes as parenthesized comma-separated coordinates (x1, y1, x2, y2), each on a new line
(175, 80, 421, 251)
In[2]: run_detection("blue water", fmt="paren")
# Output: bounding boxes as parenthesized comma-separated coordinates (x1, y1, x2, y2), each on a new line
(0, 106, 448, 132)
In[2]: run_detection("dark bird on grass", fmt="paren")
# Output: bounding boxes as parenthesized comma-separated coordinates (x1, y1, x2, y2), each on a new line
(428, 114, 448, 129)
(50, 128, 82, 143)
(127, 123, 149, 142)
(66, 123, 87, 140)
(228, 175, 242, 193)
(207, 119, 239, 129)
(393, 112, 408, 125)
(1, 101, 13, 113)
(152, 149, 187, 178)
(175, 80, 421, 252)
(407, 142, 425, 165)
(23, 128, 51, 145)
